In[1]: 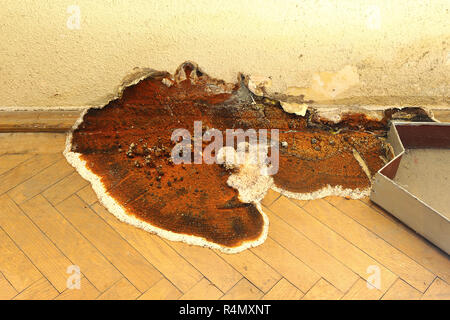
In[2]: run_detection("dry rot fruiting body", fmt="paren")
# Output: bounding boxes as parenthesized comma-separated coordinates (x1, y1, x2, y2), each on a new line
(69, 63, 400, 250)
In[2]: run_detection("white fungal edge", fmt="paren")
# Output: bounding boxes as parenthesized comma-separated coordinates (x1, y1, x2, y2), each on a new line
(64, 107, 269, 254)
(272, 184, 370, 200)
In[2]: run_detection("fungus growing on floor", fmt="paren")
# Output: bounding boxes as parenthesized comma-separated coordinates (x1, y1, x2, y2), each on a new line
(64, 62, 431, 253)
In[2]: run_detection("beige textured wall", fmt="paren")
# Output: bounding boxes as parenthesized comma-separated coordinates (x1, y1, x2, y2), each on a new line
(1, 0, 449, 108)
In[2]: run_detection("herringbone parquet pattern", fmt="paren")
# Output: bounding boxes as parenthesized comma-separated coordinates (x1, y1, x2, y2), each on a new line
(0, 133, 449, 300)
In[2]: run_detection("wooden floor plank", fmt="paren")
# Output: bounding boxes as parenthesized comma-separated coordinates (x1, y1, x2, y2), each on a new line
(272, 196, 397, 293)
(359, 197, 398, 221)
(0, 133, 66, 154)
(290, 198, 309, 208)
(220, 278, 263, 300)
(260, 189, 280, 208)
(76, 185, 98, 206)
(0, 194, 72, 292)
(97, 278, 140, 300)
(0, 154, 60, 195)
(138, 278, 183, 300)
(42, 172, 88, 205)
(342, 278, 384, 300)
(381, 279, 422, 300)
(91, 203, 203, 293)
(262, 278, 303, 300)
(55, 195, 162, 293)
(0, 272, 17, 300)
(305, 198, 435, 292)
(20, 195, 123, 292)
(179, 278, 223, 300)
(329, 196, 450, 284)
(218, 249, 281, 293)
(0, 110, 80, 133)
(13, 278, 58, 300)
(421, 278, 450, 300)
(55, 277, 100, 300)
(8, 158, 74, 204)
(0, 228, 42, 292)
(167, 241, 242, 293)
(0, 154, 33, 175)
(302, 279, 343, 300)
(251, 237, 319, 293)
(263, 206, 358, 293)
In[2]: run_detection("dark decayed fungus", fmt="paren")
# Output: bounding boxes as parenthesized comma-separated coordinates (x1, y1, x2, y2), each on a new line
(64, 62, 431, 252)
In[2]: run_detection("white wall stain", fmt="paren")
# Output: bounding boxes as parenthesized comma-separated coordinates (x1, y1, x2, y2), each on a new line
(285, 65, 360, 101)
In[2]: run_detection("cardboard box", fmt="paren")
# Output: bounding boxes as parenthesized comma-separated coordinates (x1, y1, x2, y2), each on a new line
(371, 121, 450, 254)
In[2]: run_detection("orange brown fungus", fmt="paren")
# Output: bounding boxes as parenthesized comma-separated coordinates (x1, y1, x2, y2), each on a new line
(68, 62, 400, 250)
